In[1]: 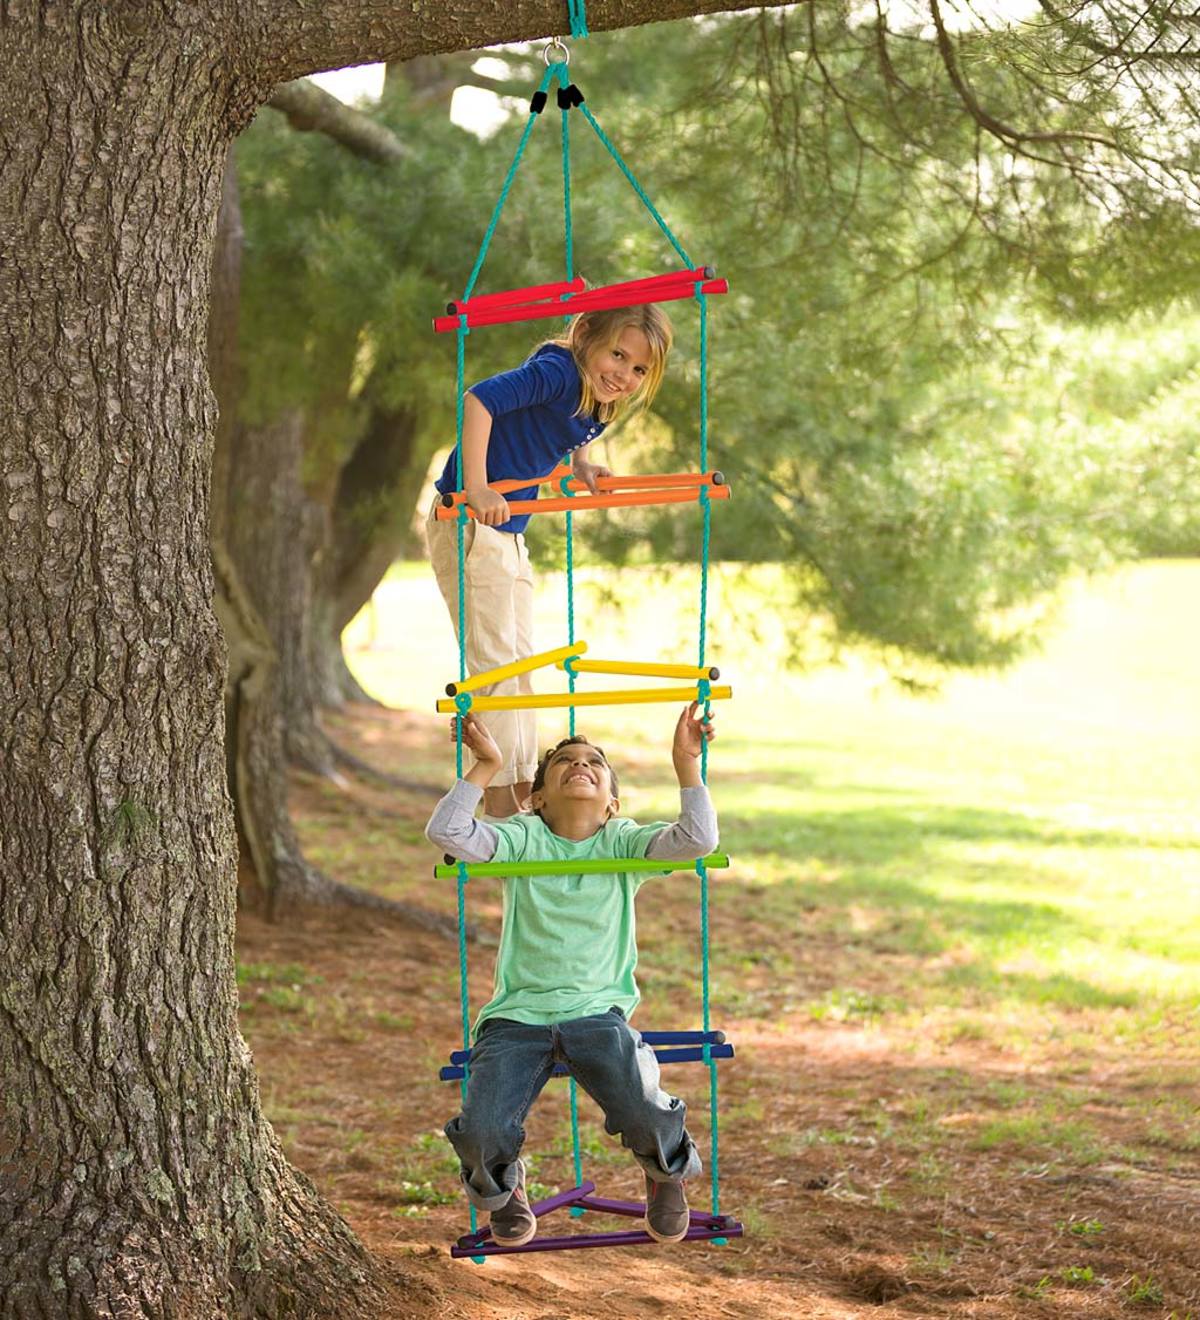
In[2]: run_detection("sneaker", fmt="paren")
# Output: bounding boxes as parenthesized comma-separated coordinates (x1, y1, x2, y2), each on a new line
(490, 1159, 537, 1247)
(644, 1174, 690, 1243)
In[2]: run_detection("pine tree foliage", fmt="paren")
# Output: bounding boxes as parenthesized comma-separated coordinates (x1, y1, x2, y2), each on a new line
(235, 7, 1200, 675)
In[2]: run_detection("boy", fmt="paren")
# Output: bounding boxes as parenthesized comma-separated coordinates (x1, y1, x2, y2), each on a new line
(426, 702, 717, 1247)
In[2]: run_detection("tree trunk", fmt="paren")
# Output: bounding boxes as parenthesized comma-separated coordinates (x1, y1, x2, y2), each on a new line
(224, 409, 336, 778)
(310, 400, 430, 711)
(209, 154, 449, 917)
(0, 18, 383, 1317)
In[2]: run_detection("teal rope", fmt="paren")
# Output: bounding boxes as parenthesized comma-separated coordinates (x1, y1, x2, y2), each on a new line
(451, 313, 479, 1252)
(561, 73, 574, 288)
(454, 320, 470, 778)
(697, 290, 710, 475)
(454, 864, 480, 1246)
(561, 78, 583, 1196)
(578, 104, 692, 269)
(691, 289, 712, 776)
(568, 0, 589, 38)
(559, 70, 578, 742)
(462, 64, 558, 302)
(692, 283, 724, 1233)
(698, 859, 723, 1233)
(565, 504, 577, 738)
(568, 1078, 585, 1215)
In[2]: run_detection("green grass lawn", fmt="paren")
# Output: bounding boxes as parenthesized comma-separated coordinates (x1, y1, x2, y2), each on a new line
(346, 558, 1200, 1047)
(245, 556, 1200, 1314)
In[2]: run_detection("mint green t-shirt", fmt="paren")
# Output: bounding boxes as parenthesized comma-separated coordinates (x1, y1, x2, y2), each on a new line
(473, 813, 671, 1036)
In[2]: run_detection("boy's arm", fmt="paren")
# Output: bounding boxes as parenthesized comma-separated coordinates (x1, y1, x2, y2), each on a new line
(644, 784, 719, 861)
(644, 702, 719, 860)
(425, 779, 501, 863)
(425, 714, 506, 861)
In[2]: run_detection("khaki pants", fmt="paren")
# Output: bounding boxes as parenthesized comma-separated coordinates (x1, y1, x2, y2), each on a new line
(427, 501, 538, 788)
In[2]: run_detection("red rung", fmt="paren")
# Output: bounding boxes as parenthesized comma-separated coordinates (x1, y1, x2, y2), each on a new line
(435, 483, 731, 520)
(445, 267, 713, 319)
(433, 277, 728, 333)
(447, 276, 587, 315)
(574, 265, 715, 300)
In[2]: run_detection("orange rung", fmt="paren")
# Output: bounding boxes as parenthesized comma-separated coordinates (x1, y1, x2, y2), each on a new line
(438, 469, 725, 507)
(439, 466, 572, 501)
(434, 484, 731, 521)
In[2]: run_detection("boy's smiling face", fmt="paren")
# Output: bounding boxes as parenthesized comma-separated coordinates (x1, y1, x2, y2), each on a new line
(529, 741, 619, 828)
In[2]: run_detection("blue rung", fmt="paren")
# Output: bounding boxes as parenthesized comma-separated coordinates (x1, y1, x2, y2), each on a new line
(439, 1043, 733, 1082)
(446, 1029, 725, 1066)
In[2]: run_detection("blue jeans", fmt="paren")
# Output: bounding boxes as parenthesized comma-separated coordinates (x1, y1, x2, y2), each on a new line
(444, 1008, 703, 1211)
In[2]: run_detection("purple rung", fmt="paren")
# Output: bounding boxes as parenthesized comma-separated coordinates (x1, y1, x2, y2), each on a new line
(451, 1221, 743, 1257)
(455, 1182, 595, 1248)
(576, 1194, 730, 1228)
(528, 1181, 596, 1219)
(450, 1180, 744, 1258)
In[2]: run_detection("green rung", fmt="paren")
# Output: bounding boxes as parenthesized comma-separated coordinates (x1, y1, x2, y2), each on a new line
(434, 853, 730, 880)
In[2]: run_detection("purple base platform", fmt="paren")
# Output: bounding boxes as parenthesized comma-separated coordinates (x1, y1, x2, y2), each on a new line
(450, 1180, 744, 1258)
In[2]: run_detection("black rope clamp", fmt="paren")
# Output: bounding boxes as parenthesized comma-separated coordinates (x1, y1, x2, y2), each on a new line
(530, 89, 549, 115)
(557, 83, 585, 110)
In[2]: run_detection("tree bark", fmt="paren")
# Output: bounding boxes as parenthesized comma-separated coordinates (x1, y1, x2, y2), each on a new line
(248, 0, 807, 85)
(0, 13, 382, 1317)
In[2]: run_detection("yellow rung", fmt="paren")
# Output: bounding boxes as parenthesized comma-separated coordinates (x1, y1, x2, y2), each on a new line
(436, 684, 732, 714)
(445, 641, 588, 696)
(556, 658, 720, 681)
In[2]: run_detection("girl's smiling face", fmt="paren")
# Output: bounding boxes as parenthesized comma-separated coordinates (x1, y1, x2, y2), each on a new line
(584, 327, 655, 404)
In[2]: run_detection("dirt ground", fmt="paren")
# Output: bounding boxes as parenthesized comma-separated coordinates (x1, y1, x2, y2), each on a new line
(235, 705, 1199, 1320)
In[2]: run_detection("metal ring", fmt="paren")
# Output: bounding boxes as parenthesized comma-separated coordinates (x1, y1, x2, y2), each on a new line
(543, 37, 570, 66)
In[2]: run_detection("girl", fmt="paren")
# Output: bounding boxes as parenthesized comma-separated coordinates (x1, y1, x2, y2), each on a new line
(427, 304, 674, 819)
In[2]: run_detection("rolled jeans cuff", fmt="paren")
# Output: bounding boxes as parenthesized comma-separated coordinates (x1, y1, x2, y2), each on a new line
(633, 1130, 703, 1185)
(457, 1163, 522, 1213)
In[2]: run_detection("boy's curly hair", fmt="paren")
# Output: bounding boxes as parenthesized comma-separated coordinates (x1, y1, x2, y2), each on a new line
(530, 735, 620, 816)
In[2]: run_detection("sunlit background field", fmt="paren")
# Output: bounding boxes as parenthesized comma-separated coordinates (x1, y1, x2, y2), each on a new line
(345, 559, 1200, 1040)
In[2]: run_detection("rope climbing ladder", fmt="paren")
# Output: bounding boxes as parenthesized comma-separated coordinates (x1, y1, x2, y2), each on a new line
(433, 19, 743, 1260)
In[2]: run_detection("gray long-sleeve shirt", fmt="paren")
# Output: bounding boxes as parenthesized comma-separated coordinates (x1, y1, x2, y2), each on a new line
(425, 780, 719, 863)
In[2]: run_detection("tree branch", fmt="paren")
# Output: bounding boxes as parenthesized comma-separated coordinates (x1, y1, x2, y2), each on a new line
(245, 0, 805, 87)
(267, 78, 410, 163)
(928, 0, 1125, 154)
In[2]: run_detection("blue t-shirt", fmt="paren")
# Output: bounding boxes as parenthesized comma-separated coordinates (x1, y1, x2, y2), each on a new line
(434, 343, 607, 535)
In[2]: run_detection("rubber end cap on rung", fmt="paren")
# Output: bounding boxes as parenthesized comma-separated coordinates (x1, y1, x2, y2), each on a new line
(702, 264, 716, 279)
(445, 302, 457, 315)
(440, 493, 455, 508)
(443, 854, 455, 866)
(711, 470, 726, 486)
(445, 682, 458, 696)
(708, 667, 721, 681)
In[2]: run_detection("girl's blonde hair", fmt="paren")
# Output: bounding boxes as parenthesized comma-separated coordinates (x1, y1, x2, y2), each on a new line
(549, 303, 674, 424)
